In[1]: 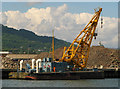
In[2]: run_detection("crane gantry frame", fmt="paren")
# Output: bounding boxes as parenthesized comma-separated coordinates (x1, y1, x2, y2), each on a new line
(59, 8, 102, 69)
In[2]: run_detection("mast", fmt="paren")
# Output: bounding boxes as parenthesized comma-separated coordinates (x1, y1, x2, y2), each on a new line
(52, 29, 55, 61)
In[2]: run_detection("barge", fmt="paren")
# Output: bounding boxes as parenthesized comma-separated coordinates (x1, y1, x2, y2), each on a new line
(25, 69, 120, 80)
(2, 69, 118, 80)
(25, 71, 105, 80)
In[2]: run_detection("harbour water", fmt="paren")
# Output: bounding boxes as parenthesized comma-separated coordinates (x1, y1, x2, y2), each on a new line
(2, 79, 119, 87)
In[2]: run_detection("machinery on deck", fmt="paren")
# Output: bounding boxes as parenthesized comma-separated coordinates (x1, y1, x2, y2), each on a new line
(59, 8, 102, 69)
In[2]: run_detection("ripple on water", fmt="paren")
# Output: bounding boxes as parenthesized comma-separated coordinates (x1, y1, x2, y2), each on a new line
(2, 79, 119, 87)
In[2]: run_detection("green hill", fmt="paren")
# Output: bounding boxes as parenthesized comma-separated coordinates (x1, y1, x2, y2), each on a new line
(1, 24, 71, 54)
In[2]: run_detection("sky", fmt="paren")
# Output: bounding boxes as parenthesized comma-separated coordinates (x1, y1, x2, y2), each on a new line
(2, 2, 118, 18)
(1, 0, 120, 2)
(1, 2, 119, 48)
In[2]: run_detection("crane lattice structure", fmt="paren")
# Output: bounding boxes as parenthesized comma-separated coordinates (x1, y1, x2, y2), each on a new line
(59, 8, 102, 69)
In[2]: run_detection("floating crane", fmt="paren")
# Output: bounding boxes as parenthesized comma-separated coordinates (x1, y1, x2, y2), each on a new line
(59, 8, 102, 69)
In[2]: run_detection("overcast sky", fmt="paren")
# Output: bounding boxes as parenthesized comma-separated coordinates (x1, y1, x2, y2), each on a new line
(1, 2, 119, 48)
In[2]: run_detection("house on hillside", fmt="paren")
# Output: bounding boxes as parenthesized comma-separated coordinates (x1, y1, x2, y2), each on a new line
(0, 51, 10, 57)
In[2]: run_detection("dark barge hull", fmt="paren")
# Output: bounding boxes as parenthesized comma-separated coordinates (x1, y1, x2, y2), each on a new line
(0, 69, 17, 79)
(2, 69, 120, 80)
(25, 71, 104, 80)
(26, 69, 120, 80)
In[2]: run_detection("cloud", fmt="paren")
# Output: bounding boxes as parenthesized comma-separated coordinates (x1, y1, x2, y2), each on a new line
(2, 4, 118, 48)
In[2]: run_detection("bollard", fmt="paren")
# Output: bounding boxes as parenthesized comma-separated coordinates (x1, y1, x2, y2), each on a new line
(32, 59, 35, 69)
(20, 60, 23, 71)
(36, 59, 42, 73)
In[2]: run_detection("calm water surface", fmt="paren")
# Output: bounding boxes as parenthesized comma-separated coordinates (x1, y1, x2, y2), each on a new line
(2, 79, 119, 87)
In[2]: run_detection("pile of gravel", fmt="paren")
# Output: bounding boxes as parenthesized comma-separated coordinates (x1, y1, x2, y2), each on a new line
(1, 46, 119, 69)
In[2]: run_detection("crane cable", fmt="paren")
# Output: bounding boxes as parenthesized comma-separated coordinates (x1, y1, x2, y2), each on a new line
(97, 10, 104, 46)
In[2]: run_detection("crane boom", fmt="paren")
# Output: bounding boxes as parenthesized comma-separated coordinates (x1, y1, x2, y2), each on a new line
(59, 8, 102, 69)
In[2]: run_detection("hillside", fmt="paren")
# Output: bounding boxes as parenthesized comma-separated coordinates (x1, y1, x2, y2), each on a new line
(1, 24, 71, 53)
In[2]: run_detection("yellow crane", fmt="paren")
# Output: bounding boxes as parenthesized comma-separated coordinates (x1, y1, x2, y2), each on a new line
(59, 8, 102, 69)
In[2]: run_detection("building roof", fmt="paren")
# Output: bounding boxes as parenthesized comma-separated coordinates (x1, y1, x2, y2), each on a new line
(6, 54, 37, 59)
(0, 51, 9, 54)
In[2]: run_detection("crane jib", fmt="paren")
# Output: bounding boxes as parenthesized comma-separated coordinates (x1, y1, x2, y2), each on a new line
(59, 8, 102, 69)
